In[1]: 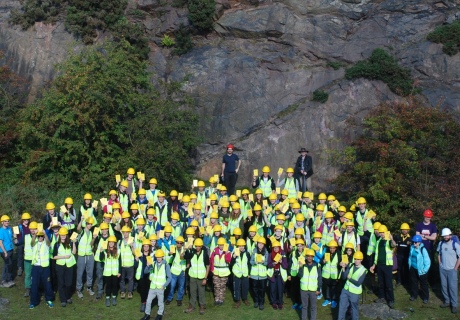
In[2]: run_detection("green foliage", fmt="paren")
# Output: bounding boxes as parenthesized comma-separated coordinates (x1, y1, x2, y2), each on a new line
(327, 61, 342, 70)
(427, 21, 460, 56)
(161, 34, 176, 47)
(345, 48, 416, 96)
(65, 0, 127, 44)
(188, 0, 215, 31)
(333, 98, 460, 233)
(172, 0, 188, 7)
(111, 17, 150, 60)
(174, 25, 194, 55)
(9, 0, 64, 29)
(311, 89, 328, 103)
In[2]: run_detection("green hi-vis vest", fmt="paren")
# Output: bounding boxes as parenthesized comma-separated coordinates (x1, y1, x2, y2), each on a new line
(267, 266, 288, 281)
(189, 252, 206, 279)
(81, 207, 97, 228)
(144, 221, 157, 238)
(301, 204, 314, 220)
(49, 233, 59, 258)
(322, 252, 339, 280)
(94, 236, 108, 262)
(24, 234, 33, 261)
(103, 253, 119, 276)
(135, 256, 145, 280)
(170, 250, 186, 276)
(239, 199, 251, 219)
(228, 215, 243, 236)
(250, 253, 267, 277)
(62, 212, 75, 230)
(55, 244, 76, 267)
(321, 224, 336, 246)
(374, 238, 393, 266)
(367, 232, 377, 256)
(232, 253, 249, 278)
(284, 178, 297, 199)
(341, 232, 358, 254)
(120, 241, 134, 267)
(32, 242, 50, 267)
(344, 265, 367, 294)
(119, 193, 129, 213)
(300, 264, 318, 291)
(213, 254, 230, 277)
(259, 178, 273, 198)
(355, 209, 373, 236)
(290, 252, 300, 277)
(197, 193, 206, 213)
(155, 203, 169, 227)
(150, 262, 166, 289)
(146, 189, 158, 204)
(170, 223, 183, 239)
(77, 230, 93, 256)
(246, 238, 256, 256)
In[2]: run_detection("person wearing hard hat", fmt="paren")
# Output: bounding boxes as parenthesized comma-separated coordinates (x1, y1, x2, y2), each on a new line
(154, 192, 171, 228)
(169, 212, 184, 239)
(291, 214, 311, 247)
(60, 198, 76, 232)
(136, 188, 149, 217)
(130, 203, 142, 227)
(369, 225, 396, 308)
(16, 212, 32, 277)
(267, 240, 288, 310)
(437, 227, 460, 314)
(231, 238, 251, 308)
(415, 209, 437, 284)
(218, 201, 230, 228)
(310, 232, 326, 303)
(104, 190, 123, 213)
(321, 240, 341, 309)
(248, 204, 269, 237)
(144, 208, 161, 239)
(205, 194, 218, 218)
(209, 237, 232, 306)
(335, 206, 347, 230)
(246, 225, 258, 256)
(288, 238, 306, 310)
(205, 176, 218, 198)
(101, 235, 121, 307)
(353, 197, 374, 267)
(337, 251, 367, 320)
(119, 225, 135, 299)
(29, 229, 54, 309)
(137, 238, 153, 312)
(94, 222, 111, 299)
(23, 221, 38, 296)
(146, 178, 159, 204)
(47, 220, 62, 294)
(141, 249, 171, 320)
(394, 223, 411, 287)
(168, 190, 181, 213)
(408, 235, 430, 304)
(250, 237, 269, 310)
(276, 167, 300, 199)
(298, 248, 322, 320)
(165, 235, 186, 306)
(123, 167, 142, 195)
(316, 193, 327, 211)
(301, 192, 315, 221)
(227, 203, 244, 237)
(134, 218, 147, 250)
(0, 215, 15, 288)
(178, 195, 192, 223)
(317, 212, 338, 246)
(184, 238, 210, 314)
(43, 202, 63, 231)
(312, 204, 326, 233)
(252, 166, 276, 198)
(327, 195, 339, 217)
(221, 143, 241, 196)
(118, 180, 130, 211)
(338, 222, 360, 254)
(366, 221, 381, 294)
(75, 216, 97, 298)
(79, 193, 98, 228)
(53, 227, 77, 307)
(295, 147, 313, 192)
(193, 181, 207, 213)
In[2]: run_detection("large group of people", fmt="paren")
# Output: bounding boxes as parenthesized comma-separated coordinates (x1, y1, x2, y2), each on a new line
(0, 157, 459, 320)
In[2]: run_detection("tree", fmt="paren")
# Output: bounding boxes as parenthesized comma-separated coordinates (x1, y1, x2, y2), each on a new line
(333, 98, 460, 232)
(188, 0, 215, 31)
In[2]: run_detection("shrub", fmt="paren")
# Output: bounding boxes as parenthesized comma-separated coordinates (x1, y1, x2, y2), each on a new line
(161, 34, 176, 47)
(345, 48, 416, 96)
(327, 61, 342, 70)
(174, 25, 194, 55)
(188, 0, 215, 31)
(312, 90, 329, 103)
(111, 18, 150, 60)
(427, 20, 460, 56)
(9, 0, 64, 29)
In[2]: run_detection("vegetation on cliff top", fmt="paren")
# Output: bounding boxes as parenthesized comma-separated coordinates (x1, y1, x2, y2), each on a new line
(427, 20, 460, 56)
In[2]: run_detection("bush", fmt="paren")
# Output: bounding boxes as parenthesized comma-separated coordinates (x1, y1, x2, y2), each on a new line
(345, 48, 416, 96)
(327, 61, 342, 70)
(9, 0, 64, 29)
(312, 90, 329, 103)
(188, 0, 215, 31)
(174, 25, 194, 55)
(161, 34, 175, 47)
(111, 18, 150, 60)
(427, 21, 460, 56)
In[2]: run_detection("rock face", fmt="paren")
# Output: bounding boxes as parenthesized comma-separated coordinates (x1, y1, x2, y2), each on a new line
(1, 0, 459, 191)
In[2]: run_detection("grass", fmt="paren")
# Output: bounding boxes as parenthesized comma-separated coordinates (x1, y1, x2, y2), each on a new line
(0, 258, 456, 320)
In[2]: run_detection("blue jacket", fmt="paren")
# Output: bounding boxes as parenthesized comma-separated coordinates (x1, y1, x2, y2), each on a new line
(408, 243, 431, 275)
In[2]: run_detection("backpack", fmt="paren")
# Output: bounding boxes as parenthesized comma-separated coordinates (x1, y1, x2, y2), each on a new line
(440, 235, 459, 258)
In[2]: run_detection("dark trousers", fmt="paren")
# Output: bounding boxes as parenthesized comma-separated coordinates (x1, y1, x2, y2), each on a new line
(290, 276, 301, 304)
(1, 250, 13, 282)
(224, 172, 238, 196)
(233, 275, 249, 302)
(138, 276, 151, 303)
(377, 265, 394, 302)
(17, 244, 25, 269)
(105, 275, 119, 297)
(56, 265, 74, 302)
(269, 275, 284, 305)
(30, 265, 55, 306)
(397, 254, 409, 285)
(322, 277, 338, 301)
(50, 259, 58, 292)
(252, 278, 266, 305)
(410, 267, 429, 300)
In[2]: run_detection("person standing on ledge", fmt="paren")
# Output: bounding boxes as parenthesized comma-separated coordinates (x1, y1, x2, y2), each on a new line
(295, 148, 313, 192)
(221, 144, 241, 196)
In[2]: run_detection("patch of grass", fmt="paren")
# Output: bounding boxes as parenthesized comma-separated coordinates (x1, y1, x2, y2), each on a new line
(327, 61, 342, 70)
(312, 90, 329, 103)
(427, 20, 460, 56)
(278, 103, 299, 118)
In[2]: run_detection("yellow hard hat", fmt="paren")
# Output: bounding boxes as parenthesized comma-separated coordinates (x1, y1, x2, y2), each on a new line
(338, 206, 347, 212)
(271, 241, 281, 247)
(274, 205, 280, 211)
(373, 222, 381, 230)
(155, 249, 165, 258)
(171, 212, 180, 220)
(149, 178, 158, 184)
(182, 195, 191, 203)
(345, 221, 355, 227)
(229, 195, 238, 202)
(21, 212, 31, 220)
(286, 167, 294, 173)
(121, 211, 130, 219)
(64, 197, 74, 205)
(209, 194, 217, 201)
(213, 225, 222, 232)
(186, 227, 195, 235)
(276, 214, 286, 221)
(190, 220, 199, 227)
(327, 195, 336, 201)
(313, 231, 322, 238)
(109, 190, 117, 196)
(233, 228, 242, 236)
(318, 193, 327, 200)
(236, 239, 246, 246)
(142, 239, 151, 246)
(255, 189, 263, 195)
(325, 211, 334, 219)
(120, 180, 129, 188)
(103, 213, 112, 219)
(86, 217, 95, 225)
(316, 204, 325, 211)
(232, 202, 241, 210)
(130, 203, 139, 210)
(189, 194, 197, 199)
(158, 192, 166, 198)
(194, 203, 202, 210)
(210, 212, 219, 219)
(344, 212, 354, 220)
(121, 226, 132, 233)
(209, 177, 216, 183)
(29, 221, 38, 229)
(345, 243, 355, 249)
(305, 248, 315, 256)
(36, 230, 45, 236)
(262, 166, 270, 173)
(328, 240, 338, 247)
(164, 225, 172, 233)
(176, 236, 185, 243)
(100, 223, 109, 230)
(253, 204, 262, 211)
(292, 202, 301, 209)
(220, 201, 229, 208)
(147, 208, 155, 216)
(136, 218, 145, 225)
(83, 193, 92, 200)
(295, 239, 305, 246)
(108, 236, 117, 243)
(357, 197, 366, 204)
(197, 181, 205, 187)
(295, 228, 304, 235)
(46, 202, 55, 210)
(149, 234, 158, 241)
(112, 203, 121, 209)
(242, 189, 250, 195)
(353, 251, 364, 260)
(268, 193, 277, 201)
(378, 225, 388, 233)
(248, 225, 257, 233)
(58, 228, 68, 236)
(217, 237, 226, 245)
(170, 190, 178, 197)
(295, 213, 305, 221)
(274, 225, 283, 231)
(281, 189, 289, 196)
(289, 198, 296, 204)
(219, 185, 227, 191)
(400, 223, 410, 230)
(194, 238, 204, 247)
(138, 188, 146, 195)
(127, 168, 135, 175)
(257, 237, 266, 245)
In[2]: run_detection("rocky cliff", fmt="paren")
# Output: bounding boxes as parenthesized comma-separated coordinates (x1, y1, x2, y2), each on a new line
(0, 0, 459, 191)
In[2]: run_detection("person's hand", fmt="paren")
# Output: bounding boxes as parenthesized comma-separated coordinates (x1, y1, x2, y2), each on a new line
(287, 276, 291, 281)
(66, 255, 71, 259)
(3, 252, 7, 258)
(117, 273, 121, 277)
(315, 291, 320, 295)
(202, 279, 207, 286)
(236, 168, 239, 173)
(370, 265, 375, 273)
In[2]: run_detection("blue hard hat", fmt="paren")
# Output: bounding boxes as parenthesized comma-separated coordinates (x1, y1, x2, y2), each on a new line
(412, 235, 422, 243)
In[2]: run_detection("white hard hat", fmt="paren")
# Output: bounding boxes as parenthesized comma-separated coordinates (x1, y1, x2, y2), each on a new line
(441, 228, 452, 237)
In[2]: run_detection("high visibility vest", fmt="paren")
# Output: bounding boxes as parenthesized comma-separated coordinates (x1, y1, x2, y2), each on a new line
(246, 238, 256, 256)
(267, 266, 288, 281)
(197, 193, 206, 213)
(155, 203, 169, 227)
(239, 199, 251, 218)
(146, 189, 158, 204)
(189, 252, 206, 279)
(170, 250, 186, 275)
(341, 232, 358, 253)
(120, 241, 134, 267)
(119, 193, 129, 212)
(144, 221, 157, 238)
(170, 223, 183, 239)
(55, 243, 76, 267)
(24, 234, 33, 261)
(367, 233, 377, 256)
(210, 237, 218, 252)
(94, 236, 108, 262)
(344, 265, 367, 294)
(161, 237, 172, 264)
(250, 253, 267, 277)
(355, 210, 373, 236)
(103, 253, 119, 276)
(150, 262, 166, 289)
(301, 204, 314, 220)
(49, 233, 59, 258)
(259, 178, 273, 198)
(62, 211, 75, 230)
(78, 230, 93, 256)
(135, 257, 145, 280)
(322, 252, 339, 280)
(284, 178, 297, 199)
(374, 238, 393, 266)
(321, 224, 336, 246)
(138, 202, 147, 217)
(32, 242, 50, 267)
(213, 254, 230, 277)
(300, 264, 318, 291)
(81, 207, 97, 227)
(232, 253, 249, 278)
(228, 215, 243, 236)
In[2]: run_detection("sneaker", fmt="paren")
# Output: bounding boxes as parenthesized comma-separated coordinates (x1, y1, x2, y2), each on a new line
(128, 292, 133, 299)
(120, 292, 126, 299)
(177, 300, 182, 306)
(388, 301, 395, 309)
(317, 293, 323, 300)
(322, 300, 331, 307)
(254, 302, 259, 308)
(87, 287, 95, 296)
(272, 304, 278, 310)
(331, 301, 337, 308)
(278, 304, 283, 310)
(67, 299, 73, 304)
(292, 303, 299, 309)
(441, 302, 450, 308)
(112, 296, 117, 306)
(140, 303, 146, 313)
(46, 301, 54, 308)
(61, 302, 66, 307)
(259, 304, 264, 310)
(453, 307, 458, 314)
(165, 300, 172, 305)
(96, 293, 102, 300)
(18, 268, 23, 276)
(29, 304, 35, 309)
(423, 300, 428, 304)
(296, 304, 303, 310)
(77, 291, 83, 298)
(374, 298, 386, 304)
(24, 288, 30, 297)
(106, 297, 111, 307)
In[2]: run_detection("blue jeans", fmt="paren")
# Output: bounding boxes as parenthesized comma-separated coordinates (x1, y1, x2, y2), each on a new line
(167, 271, 185, 301)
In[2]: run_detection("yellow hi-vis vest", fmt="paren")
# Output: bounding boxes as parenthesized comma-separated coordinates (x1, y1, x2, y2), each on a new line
(321, 224, 336, 246)
(232, 253, 249, 278)
(49, 233, 59, 258)
(355, 209, 373, 236)
(259, 178, 273, 198)
(146, 189, 158, 204)
(155, 202, 169, 227)
(170, 223, 183, 239)
(228, 215, 243, 236)
(344, 265, 367, 294)
(120, 241, 134, 267)
(322, 252, 339, 280)
(150, 262, 166, 289)
(119, 193, 129, 213)
(189, 252, 206, 279)
(94, 236, 108, 262)
(81, 207, 97, 228)
(284, 178, 297, 199)
(246, 238, 256, 256)
(197, 193, 207, 213)
(103, 253, 119, 276)
(341, 232, 358, 254)
(290, 253, 300, 277)
(170, 250, 186, 276)
(213, 254, 230, 277)
(24, 234, 33, 261)
(77, 230, 93, 256)
(374, 238, 393, 266)
(62, 211, 75, 230)
(250, 253, 267, 278)
(300, 264, 318, 291)
(32, 242, 50, 267)
(55, 243, 76, 267)
(267, 266, 288, 281)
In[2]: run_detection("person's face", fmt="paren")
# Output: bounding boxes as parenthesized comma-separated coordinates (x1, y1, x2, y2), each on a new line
(101, 229, 108, 236)
(401, 229, 408, 235)
(120, 186, 126, 192)
(347, 226, 353, 233)
(111, 194, 117, 200)
(148, 215, 154, 221)
(158, 196, 165, 203)
(263, 172, 269, 178)
(151, 240, 157, 246)
(176, 240, 183, 249)
(198, 187, 204, 192)
(287, 172, 293, 178)
(196, 245, 202, 253)
(306, 255, 313, 263)
(249, 231, 255, 237)
(132, 210, 138, 215)
(359, 203, 366, 211)
(354, 259, 362, 266)
(143, 244, 150, 251)
(218, 244, 224, 250)
(238, 245, 245, 252)
(330, 247, 336, 253)
(30, 228, 37, 235)
(379, 232, 385, 238)
(227, 148, 233, 155)
(38, 234, 44, 242)
(85, 200, 91, 205)
(86, 223, 92, 230)
(275, 230, 282, 237)
(48, 210, 55, 215)
(123, 231, 130, 238)
(301, 151, 307, 157)
(443, 235, 451, 242)
(314, 237, 321, 244)
(424, 216, 431, 223)
(214, 231, 221, 237)
(127, 174, 134, 180)
(413, 241, 420, 248)
(60, 235, 67, 242)
(66, 204, 72, 209)
(257, 242, 264, 250)
(346, 248, 353, 255)
(233, 209, 240, 214)
(53, 227, 60, 234)
(23, 219, 30, 226)
(273, 246, 280, 253)
(297, 244, 304, 252)
(243, 194, 248, 200)
(319, 200, 326, 204)
(156, 257, 163, 263)
(338, 211, 345, 216)
(150, 183, 156, 189)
